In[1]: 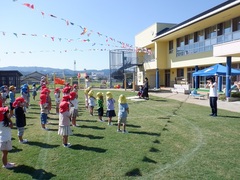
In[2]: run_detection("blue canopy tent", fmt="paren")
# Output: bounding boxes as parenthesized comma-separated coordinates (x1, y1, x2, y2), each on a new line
(192, 63, 240, 98)
(192, 64, 240, 76)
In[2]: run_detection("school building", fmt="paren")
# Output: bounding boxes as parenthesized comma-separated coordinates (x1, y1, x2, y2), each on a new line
(135, 0, 240, 93)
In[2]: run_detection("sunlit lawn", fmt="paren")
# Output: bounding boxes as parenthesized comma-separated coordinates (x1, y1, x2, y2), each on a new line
(0, 89, 239, 179)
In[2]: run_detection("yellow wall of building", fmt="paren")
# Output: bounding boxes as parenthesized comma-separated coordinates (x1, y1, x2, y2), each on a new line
(156, 41, 168, 69)
(135, 23, 176, 48)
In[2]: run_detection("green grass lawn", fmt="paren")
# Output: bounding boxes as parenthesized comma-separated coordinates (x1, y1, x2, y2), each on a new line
(0, 89, 239, 179)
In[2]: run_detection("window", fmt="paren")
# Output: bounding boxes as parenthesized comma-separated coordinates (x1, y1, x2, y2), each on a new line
(184, 35, 189, 45)
(217, 23, 223, 36)
(205, 27, 211, 39)
(169, 40, 173, 54)
(233, 16, 240, 32)
(177, 68, 184, 77)
(189, 33, 194, 44)
(177, 37, 184, 47)
(224, 20, 231, 34)
(9, 77, 15, 85)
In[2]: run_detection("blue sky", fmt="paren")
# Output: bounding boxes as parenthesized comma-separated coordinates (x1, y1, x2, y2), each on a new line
(0, 0, 226, 71)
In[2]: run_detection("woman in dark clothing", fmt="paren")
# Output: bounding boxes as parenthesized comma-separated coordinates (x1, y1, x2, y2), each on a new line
(142, 77, 149, 100)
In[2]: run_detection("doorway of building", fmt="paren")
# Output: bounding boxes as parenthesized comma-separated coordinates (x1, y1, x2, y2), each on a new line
(165, 69, 170, 87)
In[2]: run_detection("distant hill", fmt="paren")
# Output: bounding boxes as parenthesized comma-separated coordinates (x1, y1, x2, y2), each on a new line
(0, 66, 110, 76)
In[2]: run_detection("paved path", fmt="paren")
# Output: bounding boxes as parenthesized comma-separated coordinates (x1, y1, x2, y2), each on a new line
(149, 90, 239, 113)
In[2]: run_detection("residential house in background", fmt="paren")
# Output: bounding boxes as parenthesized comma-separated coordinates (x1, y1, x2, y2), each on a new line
(21, 71, 46, 85)
(0, 70, 23, 92)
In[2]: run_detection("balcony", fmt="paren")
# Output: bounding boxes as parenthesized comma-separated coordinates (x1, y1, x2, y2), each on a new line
(143, 59, 157, 70)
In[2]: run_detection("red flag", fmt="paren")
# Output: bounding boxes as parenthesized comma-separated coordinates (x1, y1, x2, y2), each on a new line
(23, 3, 34, 9)
(54, 78, 65, 85)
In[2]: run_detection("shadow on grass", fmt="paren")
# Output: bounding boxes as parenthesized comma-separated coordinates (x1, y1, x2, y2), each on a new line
(153, 139, 161, 144)
(9, 146, 23, 153)
(74, 133, 104, 139)
(151, 99, 167, 102)
(218, 115, 240, 119)
(125, 168, 142, 177)
(47, 128, 58, 132)
(127, 124, 141, 128)
(142, 156, 157, 164)
(12, 165, 56, 179)
(27, 141, 59, 148)
(70, 144, 107, 153)
(80, 119, 98, 123)
(157, 117, 171, 120)
(28, 107, 39, 110)
(162, 127, 169, 131)
(48, 118, 59, 121)
(25, 116, 36, 119)
(130, 131, 161, 137)
(81, 125, 106, 130)
(47, 122, 59, 125)
(26, 111, 39, 115)
(149, 147, 160, 152)
(47, 117, 59, 121)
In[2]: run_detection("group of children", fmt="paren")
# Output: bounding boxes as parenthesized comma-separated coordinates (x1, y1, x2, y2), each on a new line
(0, 76, 130, 168)
(83, 87, 129, 131)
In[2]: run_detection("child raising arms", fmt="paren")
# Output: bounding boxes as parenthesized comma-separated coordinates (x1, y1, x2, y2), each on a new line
(0, 107, 15, 168)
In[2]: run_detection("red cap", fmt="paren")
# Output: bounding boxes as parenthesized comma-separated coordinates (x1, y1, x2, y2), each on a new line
(62, 95, 70, 102)
(59, 101, 69, 113)
(54, 88, 60, 93)
(13, 97, 25, 107)
(70, 91, 77, 100)
(0, 107, 9, 122)
(62, 87, 71, 94)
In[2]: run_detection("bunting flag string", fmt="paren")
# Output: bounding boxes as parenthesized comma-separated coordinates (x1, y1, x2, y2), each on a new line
(15, 1, 133, 48)
(0, 46, 151, 55)
(0, 29, 148, 51)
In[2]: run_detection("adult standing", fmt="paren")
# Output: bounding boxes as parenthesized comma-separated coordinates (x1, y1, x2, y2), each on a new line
(206, 76, 218, 117)
(143, 77, 149, 100)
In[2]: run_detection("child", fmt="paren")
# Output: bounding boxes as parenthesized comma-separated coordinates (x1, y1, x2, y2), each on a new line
(84, 86, 91, 110)
(54, 88, 61, 115)
(137, 85, 144, 98)
(88, 90, 96, 116)
(32, 83, 37, 101)
(117, 94, 129, 133)
(96, 92, 104, 122)
(69, 91, 79, 127)
(8, 86, 16, 117)
(58, 101, 72, 147)
(106, 91, 116, 125)
(0, 107, 15, 169)
(13, 97, 27, 143)
(1, 86, 8, 106)
(39, 94, 49, 130)
(72, 84, 79, 99)
(41, 88, 51, 124)
(21, 85, 29, 112)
